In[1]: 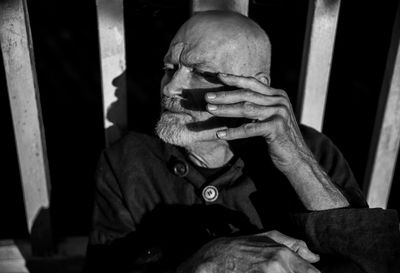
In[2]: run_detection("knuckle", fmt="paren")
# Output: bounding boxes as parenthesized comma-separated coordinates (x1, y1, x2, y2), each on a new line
(242, 102, 256, 115)
(276, 96, 290, 108)
(275, 246, 291, 258)
(243, 89, 253, 97)
(297, 240, 307, 248)
(277, 88, 288, 98)
(273, 115, 286, 129)
(264, 260, 283, 271)
(237, 77, 247, 86)
(276, 105, 289, 118)
(243, 123, 256, 134)
(248, 77, 258, 85)
(291, 241, 303, 251)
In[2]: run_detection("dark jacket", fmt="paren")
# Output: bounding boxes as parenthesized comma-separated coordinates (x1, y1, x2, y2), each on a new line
(85, 125, 400, 273)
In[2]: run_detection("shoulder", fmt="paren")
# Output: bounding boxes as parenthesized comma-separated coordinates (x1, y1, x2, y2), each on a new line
(100, 131, 169, 174)
(299, 123, 346, 173)
(300, 124, 334, 151)
(299, 124, 342, 163)
(107, 131, 165, 158)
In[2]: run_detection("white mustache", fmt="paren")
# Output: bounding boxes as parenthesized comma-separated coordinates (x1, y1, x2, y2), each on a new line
(161, 96, 186, 113)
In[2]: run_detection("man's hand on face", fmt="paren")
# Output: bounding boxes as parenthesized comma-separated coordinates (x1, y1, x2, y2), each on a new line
(176, 231, 320, 273)
(205, 73, 350, 210)
(205, 73, 312, 173)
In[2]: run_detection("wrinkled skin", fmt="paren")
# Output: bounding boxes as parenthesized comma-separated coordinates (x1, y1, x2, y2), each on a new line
(156, 10, 349, 273)
(177, 232, 320, 273)
(156, 11, 271, 150)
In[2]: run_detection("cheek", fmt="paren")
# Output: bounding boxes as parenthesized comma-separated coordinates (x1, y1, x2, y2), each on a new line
(188, 75, 214, 89)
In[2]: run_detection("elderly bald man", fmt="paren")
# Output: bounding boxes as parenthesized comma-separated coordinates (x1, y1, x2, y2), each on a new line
(85, 11, 400, 273)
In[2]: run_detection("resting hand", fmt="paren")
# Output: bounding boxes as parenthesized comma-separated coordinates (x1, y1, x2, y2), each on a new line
(262, 230, 319, 263)
(206, 73, 312, 173)
(176, 232, 320, 273)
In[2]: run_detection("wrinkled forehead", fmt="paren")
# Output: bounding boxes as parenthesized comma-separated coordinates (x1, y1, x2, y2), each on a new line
(164, 25, 257, 74)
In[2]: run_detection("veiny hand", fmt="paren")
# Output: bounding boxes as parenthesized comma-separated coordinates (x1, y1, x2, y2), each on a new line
(262, 230, 319, 263)
(176, 232, 320, 273)
(205, 73, 313, 173)
(205, 73, 350, 210)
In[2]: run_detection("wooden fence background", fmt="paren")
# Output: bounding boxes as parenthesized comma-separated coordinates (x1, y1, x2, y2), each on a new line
(0, 0, 399, 270)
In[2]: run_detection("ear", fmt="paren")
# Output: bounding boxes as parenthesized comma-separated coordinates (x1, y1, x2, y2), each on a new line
(255, 72, 270, 86)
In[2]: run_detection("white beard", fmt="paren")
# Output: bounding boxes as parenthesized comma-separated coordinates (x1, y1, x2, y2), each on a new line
(156, 95, 222, 147)
(156, 111, 220, 147)
(156, 112, 196, 147)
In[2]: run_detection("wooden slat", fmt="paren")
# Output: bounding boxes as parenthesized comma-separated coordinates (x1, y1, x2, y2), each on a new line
(364, 3, 400, 209)
(297, 0, 341, 131)
(96, 0, 127, 146)
(0, 241, 28, 273)
(0, 237, 87, 272)
(192, 0, 249, 16)
(0, 0, 51, 233)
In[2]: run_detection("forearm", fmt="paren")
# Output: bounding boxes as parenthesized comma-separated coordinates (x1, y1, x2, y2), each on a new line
(283, 150, 349, 211)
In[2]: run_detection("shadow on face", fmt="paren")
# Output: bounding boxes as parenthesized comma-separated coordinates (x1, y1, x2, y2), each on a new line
(180, 85, 251, 132)
(186, 116, 250, 132)
(180, 85, 237, 112)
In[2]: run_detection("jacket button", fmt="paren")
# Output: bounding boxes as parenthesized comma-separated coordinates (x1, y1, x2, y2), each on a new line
(202, 185, 219, 202)
(173, 161, 189, 177)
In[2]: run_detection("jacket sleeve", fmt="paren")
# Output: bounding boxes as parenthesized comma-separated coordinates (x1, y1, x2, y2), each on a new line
(293, 208, 400, 273)
(295, 125, 400, 273)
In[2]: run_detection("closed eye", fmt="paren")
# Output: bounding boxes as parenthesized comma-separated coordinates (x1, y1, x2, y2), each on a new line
(163, 63, 178, 73)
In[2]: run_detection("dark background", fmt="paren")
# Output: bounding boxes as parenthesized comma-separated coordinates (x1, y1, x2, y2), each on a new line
(1, 0, 399, 240)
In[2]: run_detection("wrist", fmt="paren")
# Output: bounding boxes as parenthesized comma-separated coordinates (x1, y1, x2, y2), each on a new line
(277, 147, 315, 177)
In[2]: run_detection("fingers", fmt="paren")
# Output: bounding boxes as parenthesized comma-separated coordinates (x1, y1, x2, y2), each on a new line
(262, 230, 320, 264)
(205, 82, 290, 123)
(205, 89, 288, 107)
(218, 73, 284, 96)
(297, 246, 320, 263)
(215, 116, 288, 140)
(259, 247, 321, 273)
(207, 102, 284, 120)
(216, 121, 268, 140)
(291, 258, 321, 273)
(205, 74, 295, 141)
(260, 261, 320, 273)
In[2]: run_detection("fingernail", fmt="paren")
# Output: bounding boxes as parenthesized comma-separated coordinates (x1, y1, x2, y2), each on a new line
(208, 104, 217, 111)
(206, 93, 216, 99)
(216, 131, 226, 138)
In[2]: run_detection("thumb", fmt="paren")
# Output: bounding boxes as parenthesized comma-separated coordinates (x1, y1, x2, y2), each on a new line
(296, 244, 320, 263)
(261, 230, 320, 263)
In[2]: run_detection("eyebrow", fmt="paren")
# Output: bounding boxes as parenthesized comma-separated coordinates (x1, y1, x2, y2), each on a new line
(163, 46, 218, 73)
(186, 61, 218, 73)
(163, 57, 218, 74)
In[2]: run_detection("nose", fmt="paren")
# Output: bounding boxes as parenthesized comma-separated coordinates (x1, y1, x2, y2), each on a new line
(162, 67, 191, 97)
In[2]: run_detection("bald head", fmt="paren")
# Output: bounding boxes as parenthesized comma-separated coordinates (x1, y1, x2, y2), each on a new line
(158, 11, 271, 146)
(167, 10, 271, 78)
